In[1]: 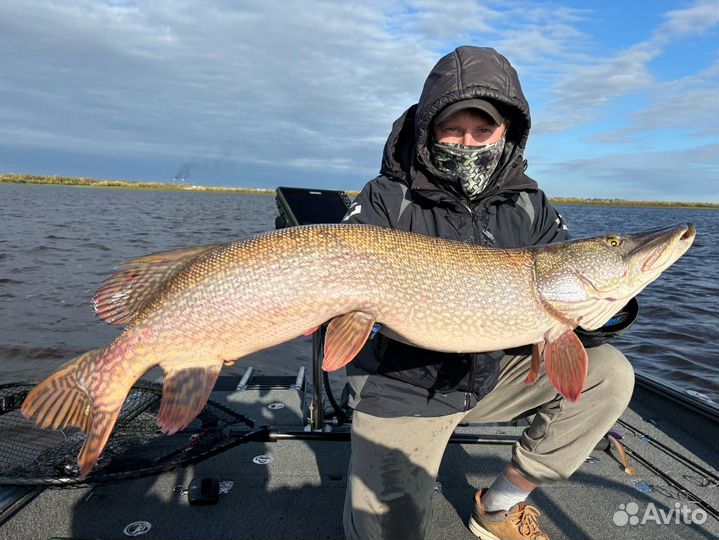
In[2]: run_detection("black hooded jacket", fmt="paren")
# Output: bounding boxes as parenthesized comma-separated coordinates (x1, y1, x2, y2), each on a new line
(343, 46, 570, 418)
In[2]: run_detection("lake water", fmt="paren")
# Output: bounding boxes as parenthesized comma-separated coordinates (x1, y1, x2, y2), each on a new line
(1, 183, 717, 404)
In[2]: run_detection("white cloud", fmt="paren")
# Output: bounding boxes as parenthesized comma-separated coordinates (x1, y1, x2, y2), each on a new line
(539, 143, 719, 202)
(0, 0, 439, 181)
(1, 0, 595, 184)
(0, 0, 716, 199)
(537, 47, 656, 132)
(534, 0, 719, 134)
(660, 0, 719, 37)
(404, 0, 501, 42)
(587, 59, 719, 143)
(490, 4, 592, 66)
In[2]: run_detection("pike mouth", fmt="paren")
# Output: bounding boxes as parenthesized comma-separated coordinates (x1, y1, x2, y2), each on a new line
(641, 244, 666, 272)
(632, 223, 696, 273)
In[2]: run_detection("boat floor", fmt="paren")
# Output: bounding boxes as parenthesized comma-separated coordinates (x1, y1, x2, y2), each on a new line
(1, 378, 717, 540)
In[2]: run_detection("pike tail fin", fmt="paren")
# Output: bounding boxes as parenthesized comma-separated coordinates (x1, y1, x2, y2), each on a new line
(21, 348, 121, 479)
(21, 350, 99, 432)
(544, 331, 588, 402)
(157, 363, 222, 435)
(77, 408, 123, 479)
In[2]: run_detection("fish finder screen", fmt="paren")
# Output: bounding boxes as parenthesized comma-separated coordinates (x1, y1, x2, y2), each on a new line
(276, 187, 352, 226)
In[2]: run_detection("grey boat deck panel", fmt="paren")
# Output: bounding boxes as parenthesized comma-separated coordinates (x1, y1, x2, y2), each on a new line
(1, 380, 717, 540)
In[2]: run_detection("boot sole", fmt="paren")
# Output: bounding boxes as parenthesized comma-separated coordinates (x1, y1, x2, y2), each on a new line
(468, 515, 501, 540)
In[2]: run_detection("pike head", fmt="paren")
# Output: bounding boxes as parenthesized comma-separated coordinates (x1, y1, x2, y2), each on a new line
(535, 224, 696, 331)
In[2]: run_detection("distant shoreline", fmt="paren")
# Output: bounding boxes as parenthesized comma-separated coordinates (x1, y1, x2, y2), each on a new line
(2, 173, 717, 209)
(0, 173, 276, 196)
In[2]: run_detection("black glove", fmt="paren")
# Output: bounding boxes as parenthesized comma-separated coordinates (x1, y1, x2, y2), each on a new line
(574, 297, 639, 348)
(504, 297, 639, 356)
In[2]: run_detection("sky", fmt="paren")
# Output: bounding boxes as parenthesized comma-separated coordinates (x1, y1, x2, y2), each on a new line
(0, 0, 717, 202)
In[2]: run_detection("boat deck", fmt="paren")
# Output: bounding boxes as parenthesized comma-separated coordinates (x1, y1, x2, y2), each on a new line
(1, 374, 717, 540)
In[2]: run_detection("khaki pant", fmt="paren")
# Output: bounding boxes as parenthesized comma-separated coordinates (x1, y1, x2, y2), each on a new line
(343, 344, 635, 540)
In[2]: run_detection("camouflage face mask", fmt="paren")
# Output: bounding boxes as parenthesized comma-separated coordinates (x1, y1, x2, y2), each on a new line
(431, 134, 506, 200)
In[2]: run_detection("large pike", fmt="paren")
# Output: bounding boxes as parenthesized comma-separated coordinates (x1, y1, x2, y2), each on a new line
(22, 223, 695, 478)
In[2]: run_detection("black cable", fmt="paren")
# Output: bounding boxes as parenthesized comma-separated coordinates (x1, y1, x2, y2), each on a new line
(322, 369, 351, 426)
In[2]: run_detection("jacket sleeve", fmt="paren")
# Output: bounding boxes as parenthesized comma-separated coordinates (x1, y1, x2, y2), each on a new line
(342, 177, 394, 227)
(529, 191, 570, 245)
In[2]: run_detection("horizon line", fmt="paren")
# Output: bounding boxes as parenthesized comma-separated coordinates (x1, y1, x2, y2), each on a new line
(2, 173, 717, 208)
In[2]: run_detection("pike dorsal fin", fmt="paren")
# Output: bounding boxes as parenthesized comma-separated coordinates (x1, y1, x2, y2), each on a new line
(322, 311, 375, 372)
(157, 364, 222, 435)
(93, 244, 221, 325)
(544, 330, 588, 402)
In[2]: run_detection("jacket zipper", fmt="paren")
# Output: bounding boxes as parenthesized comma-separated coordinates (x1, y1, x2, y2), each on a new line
(463, 206, 483, 410)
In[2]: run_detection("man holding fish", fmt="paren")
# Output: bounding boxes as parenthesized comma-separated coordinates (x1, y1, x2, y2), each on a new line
(21, 45, 694, 540)
(341, 46, 638, 540)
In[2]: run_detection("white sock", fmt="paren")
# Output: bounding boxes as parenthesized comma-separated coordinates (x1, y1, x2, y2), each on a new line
(481, 472, 533, 513)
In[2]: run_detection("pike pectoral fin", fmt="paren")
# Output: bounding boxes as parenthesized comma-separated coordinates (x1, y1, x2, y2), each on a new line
(157, 364, 222, 435)
(524, 343, 544, 385)
(93, 243, 221, 326)
(322, 311, 375, 372)
(544, 331, 588, 402)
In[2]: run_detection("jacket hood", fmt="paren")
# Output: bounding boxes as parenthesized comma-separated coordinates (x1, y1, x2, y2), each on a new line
(380, 46, 536, 202)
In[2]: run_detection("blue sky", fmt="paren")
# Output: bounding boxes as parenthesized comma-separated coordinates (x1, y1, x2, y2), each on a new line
(0, 0, 717, 201)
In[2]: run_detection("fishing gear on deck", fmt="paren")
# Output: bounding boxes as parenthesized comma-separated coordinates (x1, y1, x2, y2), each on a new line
(0, 381, 256, 487)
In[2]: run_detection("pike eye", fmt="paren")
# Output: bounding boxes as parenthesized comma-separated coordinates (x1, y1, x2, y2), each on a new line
(607, 237, 623, 248)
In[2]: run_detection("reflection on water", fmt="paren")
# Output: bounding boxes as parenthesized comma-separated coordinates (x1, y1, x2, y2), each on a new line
(0, 184, 717, 402)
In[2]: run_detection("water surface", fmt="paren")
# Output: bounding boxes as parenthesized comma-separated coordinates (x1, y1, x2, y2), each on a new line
(1, 184, 717, 403)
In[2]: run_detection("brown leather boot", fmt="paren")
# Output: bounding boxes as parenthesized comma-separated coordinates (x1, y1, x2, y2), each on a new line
(468, 488, 550, 540)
